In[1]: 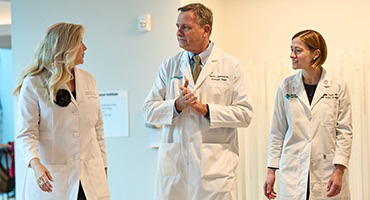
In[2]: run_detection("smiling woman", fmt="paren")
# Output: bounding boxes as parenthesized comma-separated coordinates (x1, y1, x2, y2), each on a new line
(264, 30, 352, 200)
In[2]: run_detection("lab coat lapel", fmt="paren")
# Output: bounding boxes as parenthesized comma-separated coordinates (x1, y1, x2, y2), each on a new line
(179, 52, 195, 89)
(193, 47, 219, 91)
(310, 69, 328, 110)
(61, 83, 78, 108)
(74, 68, 84, 105)
(60, 68, 84, 108)
(295, 71, 311, 110)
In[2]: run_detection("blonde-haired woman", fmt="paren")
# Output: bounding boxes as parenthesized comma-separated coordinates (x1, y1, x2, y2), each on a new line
(14, 22, 110, 200)
(263, 30, 352, 200)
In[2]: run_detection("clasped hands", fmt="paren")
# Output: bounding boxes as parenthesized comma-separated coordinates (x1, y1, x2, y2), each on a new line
(175, 80, 208, 116)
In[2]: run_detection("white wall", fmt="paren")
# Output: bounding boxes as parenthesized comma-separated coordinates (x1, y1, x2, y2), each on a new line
(12, 0, 180, 199)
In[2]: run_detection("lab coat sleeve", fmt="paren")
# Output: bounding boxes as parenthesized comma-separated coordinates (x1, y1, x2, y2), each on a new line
(333, 82, 352, 168)
(142, 60, 178, 125)
(208, 63, 253, 128)
(267, 85, 288, 168)
(16, 76, 40, 167)
(95, 83, 108, 168)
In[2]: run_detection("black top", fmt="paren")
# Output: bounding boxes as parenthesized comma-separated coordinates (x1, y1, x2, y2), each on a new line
(304, 83, 318, 105)
(72, 90, 76, 100)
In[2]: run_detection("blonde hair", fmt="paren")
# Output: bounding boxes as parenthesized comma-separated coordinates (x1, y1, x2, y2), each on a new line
(13, 22, 84, 104)
(292, 30, 327, 68)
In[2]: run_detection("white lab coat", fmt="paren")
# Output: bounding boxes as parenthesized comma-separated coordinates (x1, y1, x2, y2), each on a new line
(267, 69, 352, 200)
(17, 68, 110, 200)
(142, 45, 253, 200)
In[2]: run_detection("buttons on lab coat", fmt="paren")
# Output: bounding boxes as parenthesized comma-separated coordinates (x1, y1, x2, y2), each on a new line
(74, 154, 80, 160)
(73, 132, 80, 137)
(72, 110, 78, 115)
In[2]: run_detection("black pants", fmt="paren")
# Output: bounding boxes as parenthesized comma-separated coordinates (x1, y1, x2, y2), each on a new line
(77, 181, 87, 200)
(307, 174, 310, 200)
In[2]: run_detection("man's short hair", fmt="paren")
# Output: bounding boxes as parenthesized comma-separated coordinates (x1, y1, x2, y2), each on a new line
(178, 3, 213, 35)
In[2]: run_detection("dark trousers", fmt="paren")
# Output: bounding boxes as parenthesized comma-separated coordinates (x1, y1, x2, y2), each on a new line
(307, 174, 310, 200)
(77, 181, 87, 200)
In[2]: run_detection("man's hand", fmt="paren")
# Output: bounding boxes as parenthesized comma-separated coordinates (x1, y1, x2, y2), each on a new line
(30, 158, 53, 193)
(176, 79, 207, 116)
(191, 102, 208, 116)
(327, 165, 345, 197)
(179, 79, 190, 94)
(175, 80, 197, 112)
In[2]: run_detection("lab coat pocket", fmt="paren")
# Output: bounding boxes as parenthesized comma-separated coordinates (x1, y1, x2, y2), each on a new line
(201, 143, 237, 192)
(312, 154, 336, 199)
(321, 154, 335, 185)
(169, 78, 183, 97)
(279, 154, 299, 198)
(85, 158, 110, 199)
(38, 138, 55, 163)
(209, 83, 232, 104)
(158, 143, 181, 176)
(84, 91, 99, 124)
(42, 164, 68, 200)
(320, 98, 337, 124)
(214, 83, 230, 94)
(321, 123, 336, 141)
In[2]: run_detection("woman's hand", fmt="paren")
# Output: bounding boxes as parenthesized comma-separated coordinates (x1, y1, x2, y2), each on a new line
(30, 158, 54, 193)
(327, 164, 345, 197)
(263, 168, 277, 199)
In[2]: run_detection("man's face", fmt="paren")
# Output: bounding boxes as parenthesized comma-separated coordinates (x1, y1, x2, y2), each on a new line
(176, 11, 208, 54)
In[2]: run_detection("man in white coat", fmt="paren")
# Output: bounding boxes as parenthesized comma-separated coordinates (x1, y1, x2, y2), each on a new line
(142, 3, 253, 200)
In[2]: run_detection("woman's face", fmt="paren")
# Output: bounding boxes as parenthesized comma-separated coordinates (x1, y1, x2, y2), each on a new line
(74, 41, 87, 65)
(290, 37, 316, 70)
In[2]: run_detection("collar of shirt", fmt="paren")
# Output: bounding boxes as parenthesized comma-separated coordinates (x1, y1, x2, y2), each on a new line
(188, 41, 214, 68)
